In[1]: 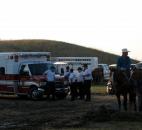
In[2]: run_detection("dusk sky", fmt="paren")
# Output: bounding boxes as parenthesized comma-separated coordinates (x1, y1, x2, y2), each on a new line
(0, 0, 142, 60)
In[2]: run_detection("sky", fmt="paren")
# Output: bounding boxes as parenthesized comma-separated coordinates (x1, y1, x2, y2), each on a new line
(0, 0, 142, 60)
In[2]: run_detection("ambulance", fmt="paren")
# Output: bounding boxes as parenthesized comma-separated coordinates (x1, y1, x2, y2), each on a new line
(0, 52, 53, 99)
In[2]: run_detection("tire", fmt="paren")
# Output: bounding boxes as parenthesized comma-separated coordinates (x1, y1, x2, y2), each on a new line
(30, 86, 43, 100)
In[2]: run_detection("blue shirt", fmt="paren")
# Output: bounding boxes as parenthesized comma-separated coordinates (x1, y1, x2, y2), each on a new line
(117, 56, 131, 70)
(44, 70, 55, 82)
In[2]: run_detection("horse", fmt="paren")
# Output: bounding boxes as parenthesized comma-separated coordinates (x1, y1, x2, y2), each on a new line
(113, 69, 137, 111)
(92, 67, 103, 83)
(130, 68, 142, 111)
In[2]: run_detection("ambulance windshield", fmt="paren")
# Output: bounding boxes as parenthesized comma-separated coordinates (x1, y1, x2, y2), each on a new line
(28, 63, 54, 75)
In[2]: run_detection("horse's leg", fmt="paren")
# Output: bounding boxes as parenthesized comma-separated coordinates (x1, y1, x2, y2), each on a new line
(138, 94, 142, 112)
(129, 93, 137, 111)
(128, 93, 132, 111)
(131, 91, 137, 111)
(133, 93, 137, 111)
(129, 85, 137, 111)
(116, 94, 121, 111)
(123, 94, 127, 111)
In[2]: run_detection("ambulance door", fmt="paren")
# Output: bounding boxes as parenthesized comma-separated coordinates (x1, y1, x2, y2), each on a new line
(0, 67, 7, 93)
(4, 60, 19, 94)
(17, 64, 31, 94)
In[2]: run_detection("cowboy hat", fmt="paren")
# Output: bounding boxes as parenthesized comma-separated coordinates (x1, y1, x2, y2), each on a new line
(122, 48, 130, 52)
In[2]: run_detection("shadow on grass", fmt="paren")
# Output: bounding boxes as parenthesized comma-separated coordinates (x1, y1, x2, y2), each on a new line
(52, 105, 142, 129)
(83, 105, 142, 123)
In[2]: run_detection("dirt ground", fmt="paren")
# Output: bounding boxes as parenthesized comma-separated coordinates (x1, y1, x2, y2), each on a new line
(0, 93, 142, 130)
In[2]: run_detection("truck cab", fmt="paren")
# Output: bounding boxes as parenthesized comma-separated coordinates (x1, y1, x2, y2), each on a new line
(18, 62, 69, 99)
(17, 61, 54, 99)
(98, 64, 110, 81)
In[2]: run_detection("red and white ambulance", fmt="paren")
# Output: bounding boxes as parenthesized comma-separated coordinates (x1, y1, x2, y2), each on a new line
(0, 52, 52, 99)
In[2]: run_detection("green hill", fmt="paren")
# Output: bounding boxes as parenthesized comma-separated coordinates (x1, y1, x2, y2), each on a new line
(0, 39, 138, 64)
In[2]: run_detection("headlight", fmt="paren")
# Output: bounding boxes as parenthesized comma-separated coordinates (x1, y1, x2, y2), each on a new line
(38, 88, 45, 92)
(56, 88, 62, 91)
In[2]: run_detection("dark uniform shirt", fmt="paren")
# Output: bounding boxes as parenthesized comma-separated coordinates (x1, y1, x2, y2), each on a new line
(117, 56, 131, 70)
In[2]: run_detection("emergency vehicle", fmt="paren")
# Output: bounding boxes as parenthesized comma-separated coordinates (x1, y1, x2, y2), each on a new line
(0, 52, 52, 99)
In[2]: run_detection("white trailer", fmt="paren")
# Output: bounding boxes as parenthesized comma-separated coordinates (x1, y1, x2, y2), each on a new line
(52, 57, 98, 74)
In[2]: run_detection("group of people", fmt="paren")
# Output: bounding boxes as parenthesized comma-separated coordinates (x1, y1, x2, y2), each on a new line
(64, 64, 92, 101)
(43, 47, 135, 103)
(43, 63, 93, 101)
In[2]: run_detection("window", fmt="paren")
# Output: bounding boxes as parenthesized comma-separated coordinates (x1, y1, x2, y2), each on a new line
(28, 63, 54, 75)
(0, 67, 5, 75)
(19, 65, 29, 76)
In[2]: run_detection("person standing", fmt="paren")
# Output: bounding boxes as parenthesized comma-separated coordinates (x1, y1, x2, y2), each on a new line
(60, 68, 64, 76)
(83, 64, 93, 101)
(117, 48, 131, 78)
(64, 66, 70, 87)
(64, 66, 70, 80)
(76, 67, 84, 100)
(44, 66, 56, 100)
(69, 68, 77, 101)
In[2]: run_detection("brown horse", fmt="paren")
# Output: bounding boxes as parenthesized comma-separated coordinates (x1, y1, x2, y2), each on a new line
(92, 68, 103, 83)
(113, 69, 137, 111)
(131, 68, 142, 111)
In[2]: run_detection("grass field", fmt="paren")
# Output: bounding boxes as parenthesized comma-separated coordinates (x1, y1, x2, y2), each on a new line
(43, 122, 142, 130)
(1, 83, 142, 130)
(92, 83, 106, 94)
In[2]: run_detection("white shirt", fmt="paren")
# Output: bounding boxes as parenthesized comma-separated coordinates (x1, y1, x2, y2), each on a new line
(83, 68, 93, 80)
(44, 70, 55, 82)
(64, 71, 70, 79)
(69, 72, 77, 83)
(76, 71, 84, 82)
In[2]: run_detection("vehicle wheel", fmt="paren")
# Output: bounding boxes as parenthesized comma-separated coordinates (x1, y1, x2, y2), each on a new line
(30, 87, 43, 100)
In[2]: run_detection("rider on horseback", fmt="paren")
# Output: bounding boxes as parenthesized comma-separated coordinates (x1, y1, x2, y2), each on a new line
(115, 48, 137, 111)
(117, 48, 131, 79)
